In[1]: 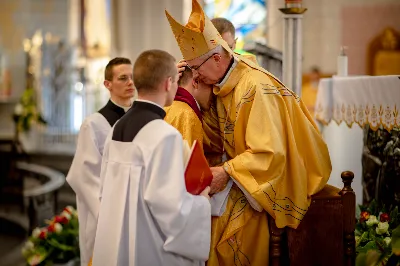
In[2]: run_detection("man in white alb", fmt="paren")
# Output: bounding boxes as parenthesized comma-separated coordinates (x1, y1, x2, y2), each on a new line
(66, 57, 134, 266)
(92, 50, 211, 266)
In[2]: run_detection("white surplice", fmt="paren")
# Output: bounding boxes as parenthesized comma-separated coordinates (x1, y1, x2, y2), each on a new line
(66, 113, 111, 266)
(92, 119, 211, 266)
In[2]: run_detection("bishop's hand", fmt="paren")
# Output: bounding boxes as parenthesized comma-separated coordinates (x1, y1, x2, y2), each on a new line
(210, 166, 230, 194)
(177, 60, 187, 78)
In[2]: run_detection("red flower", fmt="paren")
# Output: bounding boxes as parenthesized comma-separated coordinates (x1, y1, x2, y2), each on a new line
(54, 215, 68, 224)
(39, 230, 47, 239)
(360, 211, 370, 222)
(48, 222, 62, 234)
(63, 207, 71, 214)
(380, 213, 390, 222)
(54, 216, 63, 223)
(48, 223, 56, 233)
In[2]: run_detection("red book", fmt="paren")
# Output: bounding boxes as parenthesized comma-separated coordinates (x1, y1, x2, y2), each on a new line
(183, 140, 213, 195)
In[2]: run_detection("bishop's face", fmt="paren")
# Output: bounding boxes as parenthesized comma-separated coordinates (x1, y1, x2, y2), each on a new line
(106, 64, 135, 100)
(187, 54, 223, 85)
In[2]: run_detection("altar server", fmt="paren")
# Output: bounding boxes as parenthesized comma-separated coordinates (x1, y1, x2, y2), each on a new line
(92, 50, 211, 266)
(164, 65, 213, 148)
(66, 57, 134, 266)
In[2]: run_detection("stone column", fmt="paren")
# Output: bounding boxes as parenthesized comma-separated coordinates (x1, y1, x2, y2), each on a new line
(279, 0, 307, 95)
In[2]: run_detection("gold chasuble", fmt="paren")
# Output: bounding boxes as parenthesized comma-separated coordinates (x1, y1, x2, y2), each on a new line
(201, 52, 259, 167)
(202, 97, 224, 167)
(165, 101, 203, 147)
(165, 87, 203, 147)
(166, 1, 332, 265)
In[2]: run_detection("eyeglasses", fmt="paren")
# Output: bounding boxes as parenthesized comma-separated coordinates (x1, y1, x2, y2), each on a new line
(115, 75, 133, 84)
(187, 53, 216, 71)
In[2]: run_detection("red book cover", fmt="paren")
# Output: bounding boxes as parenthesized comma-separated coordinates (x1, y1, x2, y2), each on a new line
(184, 140, 213, 195)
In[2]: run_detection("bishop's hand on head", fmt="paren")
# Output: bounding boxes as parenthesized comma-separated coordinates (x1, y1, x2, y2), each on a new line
(177, 59, 187, 77)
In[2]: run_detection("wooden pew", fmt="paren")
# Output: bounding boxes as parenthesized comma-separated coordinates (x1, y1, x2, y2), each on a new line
(269, 171, 356, 266)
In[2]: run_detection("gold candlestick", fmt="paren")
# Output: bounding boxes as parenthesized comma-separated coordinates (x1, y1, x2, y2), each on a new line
(280, 0, 307, 14)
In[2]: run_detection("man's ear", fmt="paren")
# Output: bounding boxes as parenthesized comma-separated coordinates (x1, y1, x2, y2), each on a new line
(165, 77, 172, 92)
(192, 78, 198, 89)
(104, 80, 111, 91)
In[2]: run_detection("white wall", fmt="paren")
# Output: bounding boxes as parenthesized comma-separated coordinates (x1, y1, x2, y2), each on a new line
(0, 0, 70, 99)
(267, 0, 400, 74)
(0, 0, 70, 138)
(111, 0, 185, 63)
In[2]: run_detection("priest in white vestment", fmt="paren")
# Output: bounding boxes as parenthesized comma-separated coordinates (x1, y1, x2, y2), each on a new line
(92, 50, 211, 266)
(66, 57, 134, 266)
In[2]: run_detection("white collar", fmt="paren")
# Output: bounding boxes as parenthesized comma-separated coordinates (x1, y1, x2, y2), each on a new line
(215, 57, 239, 88)
(135, 99, 164, 110)
(193, 97, 201, 110)
(110, 99, 131, 113)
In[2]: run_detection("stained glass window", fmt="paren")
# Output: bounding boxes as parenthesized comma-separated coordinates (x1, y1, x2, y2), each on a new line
(204, 0, 267, 51)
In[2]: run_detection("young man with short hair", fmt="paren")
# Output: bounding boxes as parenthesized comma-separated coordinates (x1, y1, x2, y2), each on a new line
(92, 50, 211, 266)
(67, 57, 134, 266)
(164, 65, 213, 147)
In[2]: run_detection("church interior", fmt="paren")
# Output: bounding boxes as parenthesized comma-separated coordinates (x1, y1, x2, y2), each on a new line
(0, 0, 399, 265)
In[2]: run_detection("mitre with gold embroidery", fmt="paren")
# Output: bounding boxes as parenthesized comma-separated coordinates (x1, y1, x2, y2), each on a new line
(165, 0, 232, 60)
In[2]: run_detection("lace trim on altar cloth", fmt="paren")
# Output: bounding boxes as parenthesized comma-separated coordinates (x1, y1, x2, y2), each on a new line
(315, 104, 399, 132)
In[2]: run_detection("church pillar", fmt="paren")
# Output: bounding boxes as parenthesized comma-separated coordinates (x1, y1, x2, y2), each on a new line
(279, 0, 307, 95)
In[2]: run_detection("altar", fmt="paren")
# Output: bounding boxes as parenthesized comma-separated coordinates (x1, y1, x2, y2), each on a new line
(315, 75, 400, 205)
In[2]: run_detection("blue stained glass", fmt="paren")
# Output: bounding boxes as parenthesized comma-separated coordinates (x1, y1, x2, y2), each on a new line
(204, 0, 267, 49)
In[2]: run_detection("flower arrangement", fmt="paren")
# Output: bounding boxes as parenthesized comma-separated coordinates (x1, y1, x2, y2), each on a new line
(22, 206, 80, 266)
(355, 200, 400, 265)
(13, 87, 46, 133)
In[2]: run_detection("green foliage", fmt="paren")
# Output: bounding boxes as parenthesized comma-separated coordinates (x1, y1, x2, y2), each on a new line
(355, 200, 400, 265)
(13, 87, 46, 133)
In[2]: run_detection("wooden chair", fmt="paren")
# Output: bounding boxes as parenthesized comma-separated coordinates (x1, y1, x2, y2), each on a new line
(269, 171, 356, 266)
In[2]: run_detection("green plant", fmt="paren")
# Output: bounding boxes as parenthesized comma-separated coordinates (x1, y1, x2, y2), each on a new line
(13, 87, 46, 133)
(22, 206, 80, 266)
(356, 200, 400, 265)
